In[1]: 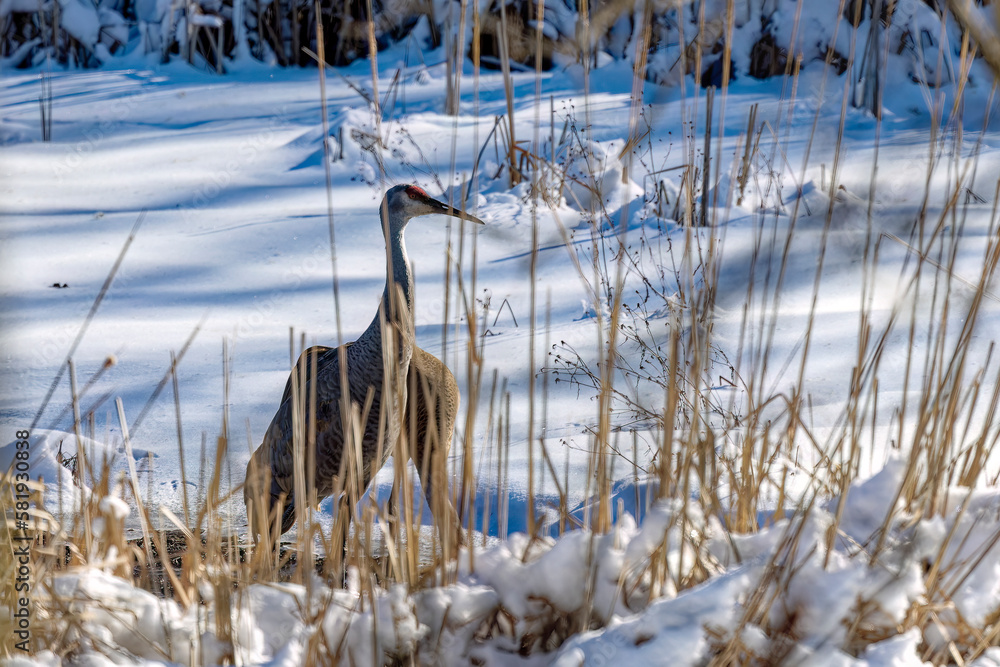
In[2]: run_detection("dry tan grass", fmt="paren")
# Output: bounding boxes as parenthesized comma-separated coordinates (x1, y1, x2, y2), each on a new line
(4, 3, 1000, 664)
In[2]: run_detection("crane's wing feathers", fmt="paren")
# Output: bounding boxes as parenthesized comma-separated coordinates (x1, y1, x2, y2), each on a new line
(277, 345, 341, 406)
(264, 342, 364, 496)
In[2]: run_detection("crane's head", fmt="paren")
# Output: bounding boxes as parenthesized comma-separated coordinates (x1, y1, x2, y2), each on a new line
(382, 184, 485, 234)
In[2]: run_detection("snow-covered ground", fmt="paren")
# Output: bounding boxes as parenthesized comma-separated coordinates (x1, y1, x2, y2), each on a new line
(3, 8, 1000, 663)
(5, 448, 1000, 666)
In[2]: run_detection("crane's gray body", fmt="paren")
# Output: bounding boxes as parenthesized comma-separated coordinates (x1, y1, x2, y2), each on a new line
(245, 184, 480, 541)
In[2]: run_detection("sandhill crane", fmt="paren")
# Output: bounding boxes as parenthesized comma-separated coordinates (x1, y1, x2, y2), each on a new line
(244, 184, 482, 548)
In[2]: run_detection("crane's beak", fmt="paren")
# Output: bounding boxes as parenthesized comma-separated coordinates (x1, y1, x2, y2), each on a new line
(426, 195, 485, 225)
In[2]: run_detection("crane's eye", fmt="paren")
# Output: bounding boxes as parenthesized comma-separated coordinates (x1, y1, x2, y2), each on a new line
(405, 185, 427, 200)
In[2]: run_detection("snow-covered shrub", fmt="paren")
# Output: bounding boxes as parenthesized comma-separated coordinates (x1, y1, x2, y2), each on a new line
(0, 0, 127, 67)
(2, 0, 993, 105)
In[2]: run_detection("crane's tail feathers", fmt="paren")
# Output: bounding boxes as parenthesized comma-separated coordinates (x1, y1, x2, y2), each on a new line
(267, 477, 297, 536)
(278, 497, 297, 535)
(246, 474, 297, 545)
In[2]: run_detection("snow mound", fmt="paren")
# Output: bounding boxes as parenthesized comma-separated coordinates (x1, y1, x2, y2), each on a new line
(0, 430, 156, 518)
(12, 469, 1000, 665)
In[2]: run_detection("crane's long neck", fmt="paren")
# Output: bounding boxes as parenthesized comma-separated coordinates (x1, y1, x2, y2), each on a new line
(357, 210, 414, 351)
(384, 224, 414, 321)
